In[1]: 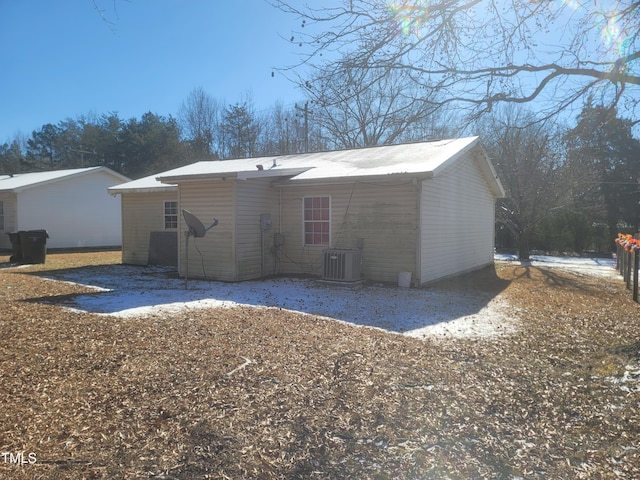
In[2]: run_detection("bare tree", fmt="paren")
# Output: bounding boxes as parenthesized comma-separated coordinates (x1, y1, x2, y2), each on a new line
(478, 107, 568, 260)
(274, 1, 640, 124)
(305, 62, 452, 148)
(178, 87, 220, 158)
(261, 101, 308, 155)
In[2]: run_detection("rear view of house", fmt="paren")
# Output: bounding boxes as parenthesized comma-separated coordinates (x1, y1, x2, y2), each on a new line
(111, 137, 504, 286)
(0, 166, 129, 250)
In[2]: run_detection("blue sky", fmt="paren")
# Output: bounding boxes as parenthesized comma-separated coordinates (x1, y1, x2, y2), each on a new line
(0, 0, 306, 141)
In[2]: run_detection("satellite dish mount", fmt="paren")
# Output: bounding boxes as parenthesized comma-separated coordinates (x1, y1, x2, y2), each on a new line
(183, 209, 218, 288)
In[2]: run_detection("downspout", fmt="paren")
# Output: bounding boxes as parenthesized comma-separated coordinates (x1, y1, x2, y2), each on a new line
(232, 180, 238, 281)
(414, 176, 422, 287)
(279, 187, 282, 237)
(118, 193, 125, 262)
(279, 187, 282, 274)
(178, 186, 183, 278)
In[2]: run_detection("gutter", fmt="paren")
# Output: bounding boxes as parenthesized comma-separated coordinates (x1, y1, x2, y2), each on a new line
(273, 172, 434, 187)
(108, 186, 178, 195)
(157, 167, 312, 184)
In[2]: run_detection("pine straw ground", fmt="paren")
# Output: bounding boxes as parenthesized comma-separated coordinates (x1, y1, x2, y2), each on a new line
(1, 252, 639, 480)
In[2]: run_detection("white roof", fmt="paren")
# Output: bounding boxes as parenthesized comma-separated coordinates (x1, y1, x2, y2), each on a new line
(157, 137, 481, 183)
(108, 172, 177, 194)
(287, 137, 480, 181)
(109, 137, 504, 196)
(0, 166, 130, 193)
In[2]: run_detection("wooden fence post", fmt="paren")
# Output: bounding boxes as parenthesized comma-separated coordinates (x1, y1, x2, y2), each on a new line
(614, 234, 640, 303)
(625, 249, 631, 288)
(634, 249, 639, 303)
(617, 244, 622, 273)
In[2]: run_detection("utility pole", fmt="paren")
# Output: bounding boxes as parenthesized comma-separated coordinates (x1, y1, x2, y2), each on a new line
(295, 102, 309, 153)
(66, 147, 96, 167)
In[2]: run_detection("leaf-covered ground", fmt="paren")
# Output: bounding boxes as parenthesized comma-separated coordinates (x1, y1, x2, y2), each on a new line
(1, 251, 638, 479)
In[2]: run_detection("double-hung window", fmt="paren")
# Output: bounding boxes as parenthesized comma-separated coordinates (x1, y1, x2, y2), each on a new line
(303, 196, 330, 246)
(164, 201, 178, 229)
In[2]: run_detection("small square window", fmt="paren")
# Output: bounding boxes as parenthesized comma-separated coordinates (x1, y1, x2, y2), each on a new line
(164, 201, 178, 229)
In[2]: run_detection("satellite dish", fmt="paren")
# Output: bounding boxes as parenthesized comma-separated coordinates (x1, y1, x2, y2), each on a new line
(183, 209, 206, 238)
(182, 209, 219, 289)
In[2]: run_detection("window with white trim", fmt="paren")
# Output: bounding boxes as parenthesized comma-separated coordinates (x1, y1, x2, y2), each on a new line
(164, 201, 178, 229)
(303, 196, 330, 246)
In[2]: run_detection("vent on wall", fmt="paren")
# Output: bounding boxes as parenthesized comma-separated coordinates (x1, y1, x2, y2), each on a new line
(323, 249, 362, 282)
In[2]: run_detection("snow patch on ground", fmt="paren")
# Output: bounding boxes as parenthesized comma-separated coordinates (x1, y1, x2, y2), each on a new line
(608, 366, 640, 393)
(495, 253, 617, 277)
(36, 254, 617, 340)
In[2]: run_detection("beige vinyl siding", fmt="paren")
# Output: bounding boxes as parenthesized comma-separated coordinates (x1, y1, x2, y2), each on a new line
(0, 193, 17, 250)
(420, 151, 496, 284)
(235, 179, 280, 281)
(121, 192, 177, 265)
(278, 186, 326, 276)
(178, 180, 236, 281)
(279, 181, 418, 283)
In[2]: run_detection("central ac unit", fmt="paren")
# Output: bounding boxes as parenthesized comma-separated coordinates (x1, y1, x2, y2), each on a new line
(323, 249, 362, 282)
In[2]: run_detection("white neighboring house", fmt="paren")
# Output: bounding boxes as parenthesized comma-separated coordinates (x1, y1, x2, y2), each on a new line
(0, 166, 130, 250)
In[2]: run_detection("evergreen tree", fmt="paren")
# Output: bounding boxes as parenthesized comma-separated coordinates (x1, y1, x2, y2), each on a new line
(221, 101, 261, 159)
(26, 123, 60, 169)
(0, 139, 24, 174)
(122, 112, 188, 178)
(565, 103, 640, 247)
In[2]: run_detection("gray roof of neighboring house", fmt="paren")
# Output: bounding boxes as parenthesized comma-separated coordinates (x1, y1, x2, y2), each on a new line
(0, 166, 130, 193)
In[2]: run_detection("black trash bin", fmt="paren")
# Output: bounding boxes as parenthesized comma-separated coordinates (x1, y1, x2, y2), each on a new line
(19, 230, 49, 264)
(7, 231, 24, 263)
